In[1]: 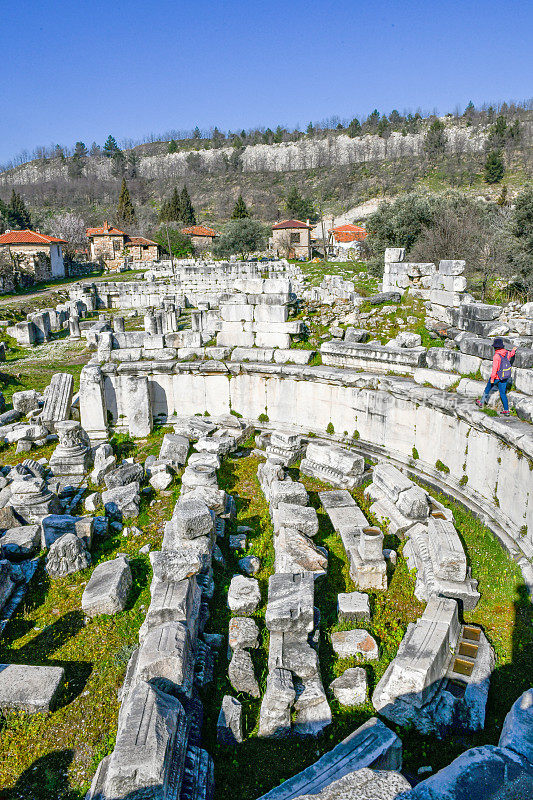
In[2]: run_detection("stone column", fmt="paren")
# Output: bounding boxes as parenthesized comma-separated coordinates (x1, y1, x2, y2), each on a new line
(41, 372, 74, 430)
(97, 331, 113, 363)
(144, 313, 158, 336)
(124, 375, 152, 438)
(113, 316, 125, 333)
(79, 365, 108, 443)
(69, 315, 81, 339)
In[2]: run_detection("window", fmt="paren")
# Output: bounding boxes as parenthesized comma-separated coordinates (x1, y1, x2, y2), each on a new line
(290, 232, 300, 244)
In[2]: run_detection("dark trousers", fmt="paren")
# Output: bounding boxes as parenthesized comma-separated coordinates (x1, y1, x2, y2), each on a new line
(481, 378, 509, 411)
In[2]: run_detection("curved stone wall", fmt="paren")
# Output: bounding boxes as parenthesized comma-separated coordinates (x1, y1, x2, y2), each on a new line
(85, 361, 533, 586)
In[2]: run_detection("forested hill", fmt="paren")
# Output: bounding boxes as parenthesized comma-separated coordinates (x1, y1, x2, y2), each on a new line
(0, 103, 532, 227)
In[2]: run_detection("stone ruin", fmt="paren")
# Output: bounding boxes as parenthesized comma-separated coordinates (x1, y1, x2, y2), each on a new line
(0, 253, 532, 800)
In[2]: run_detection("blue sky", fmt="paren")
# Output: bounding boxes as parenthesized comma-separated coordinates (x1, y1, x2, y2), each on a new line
(1, 0, 531, 163)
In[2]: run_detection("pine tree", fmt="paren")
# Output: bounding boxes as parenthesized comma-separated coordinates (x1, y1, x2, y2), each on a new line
(9, 190, 32, 229)
(103, 135, 121, 157)
(168, 139, 178, 153)
(180, 185, 196, 225)
(161, 187, 181, 221)
(484, 150, 505, 184)
(73, 141, 88, 158)
(423, 119, 447, 157)
(232, 194, 250, 219)
(347, 117, 361, 138)
(285, 186, 316, 221)
(117, 179, 136, 226)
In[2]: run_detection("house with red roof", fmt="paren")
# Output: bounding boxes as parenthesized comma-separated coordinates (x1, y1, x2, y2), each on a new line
(271, 219, 312, 259)
(328, 223, 367, 259)
(0, 229, 66, 281)
(181, 225, 220, 252)
(86, 221, 160, 264)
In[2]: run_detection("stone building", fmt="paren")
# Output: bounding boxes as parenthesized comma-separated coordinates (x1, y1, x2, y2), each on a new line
(86, 222, 160, 265)
(271, 220, 312, 260)
(181, 225, 220, 252)
(328, 224, 367, 259)
(86, 222, 127, 261)
(124, 236, 160, 262)
(0, 229, 66, 282)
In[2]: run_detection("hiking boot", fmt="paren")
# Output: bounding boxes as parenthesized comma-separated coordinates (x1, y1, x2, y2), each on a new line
(475, 399, 483, 408)
(501, 410, 510, 416)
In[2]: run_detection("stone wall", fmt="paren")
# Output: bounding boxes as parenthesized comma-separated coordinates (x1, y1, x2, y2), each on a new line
(80, 361, 533, 586)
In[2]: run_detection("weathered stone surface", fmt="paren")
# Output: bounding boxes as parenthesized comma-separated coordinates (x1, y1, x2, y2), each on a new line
(139, 576, 201, 640)
(12, 390, 40, 415)
(228, 616, 259, 650)
(0, 506, 24, 531)
(238, 555, 261, 575)
(256, 717, 402, 799)
(301, 442, 365, 490)
(330, 667, 368, 706)
(159, 433, 190, 467)
(269, 480, 308, 509)
(150, 547, 207, 583)
(45, 533, 91, 578)
(268, 632, 319, 679)
(0, 560, 15, 611)
(217, 695, 243, 744)
(167, 498, 214, 541)
(228, 575, 261, 614)
(274, 527, 328, 577)
(49, 420, 91, 477)
(98, 680, 189, 798)
(0, 664, 65, 713)
(338, 591, 371, 622)
(265, 573, 314, 633)
(258, 667, 296, 739)
(273, 503, 319, 537)
(81, 555, 132, 617)
(292, 768, 410, 800)
(134, 621, 193, 695)
(41, 514, 93, 548)
(228, 647, 260, 697)
(40, 373, 74, 429)
(331, 629, 378, 660)
(1, 524, 40, 560)
(293, 676, 332, 737)
(149, 465, 173, 491)
(102, 481, 141, 519)
(91, 443, 116, 484)
(499, 688, 533, 762)
(104, 461, 144, 489)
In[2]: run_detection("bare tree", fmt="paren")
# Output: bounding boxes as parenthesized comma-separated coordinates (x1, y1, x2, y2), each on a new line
(50, 212, 87, 260)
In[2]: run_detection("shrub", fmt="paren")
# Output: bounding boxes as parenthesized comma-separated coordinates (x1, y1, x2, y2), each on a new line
(326, 422, 334, 435)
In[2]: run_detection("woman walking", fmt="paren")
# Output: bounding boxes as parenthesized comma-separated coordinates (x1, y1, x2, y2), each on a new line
(475, 338, 516, 416)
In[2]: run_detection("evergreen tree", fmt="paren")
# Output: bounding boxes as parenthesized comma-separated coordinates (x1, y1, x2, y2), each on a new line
(73, 141, 88, 158)
(9, 190, 32, 229)
(488, 116, 508, 150)
(116, 179, 136, 226)
(347, 117, 361, 138)
(168, 139, 178, 153)
(285, 186, 317, 222)
(103, 135, 121, 157)
(232, 195, 250, 219)
(484, 150, 505, 184)
(192, 126, 201, 140)
(180, 185, 196, 225)
(423, 119, 447, 157)
(161, 187, 181, 222)
(365, 109, 380, 130)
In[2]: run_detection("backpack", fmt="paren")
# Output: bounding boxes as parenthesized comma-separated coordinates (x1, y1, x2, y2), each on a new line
(496, 352, 512, 381)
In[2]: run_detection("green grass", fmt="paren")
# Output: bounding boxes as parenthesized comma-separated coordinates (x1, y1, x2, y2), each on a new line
(0, 435, 530, 798)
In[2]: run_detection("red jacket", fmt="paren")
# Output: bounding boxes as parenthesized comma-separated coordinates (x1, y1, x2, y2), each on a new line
(490, 348, 516, 382)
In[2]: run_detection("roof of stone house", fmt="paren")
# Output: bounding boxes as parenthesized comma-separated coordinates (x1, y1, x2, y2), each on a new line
(272, 219, 312, 230)
(124, 236, 158, 246)
(86, 221, 126, 237)
(181, 225, 220, 237)
(0, 230, 66, 245)
(330, 223, 367, 243)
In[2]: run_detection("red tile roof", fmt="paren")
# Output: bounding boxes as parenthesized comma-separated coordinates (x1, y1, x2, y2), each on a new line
(330, 223, 367, 243)
(86, 221, 126, 237)
(272, 219, 312, 230)
(0, 229, 66, 245)
(125, 236, 158, 246)
(181, 225, 220, 237)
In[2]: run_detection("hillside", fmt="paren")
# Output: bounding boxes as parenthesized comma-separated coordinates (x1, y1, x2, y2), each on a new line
(1, 108, 532, 231)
